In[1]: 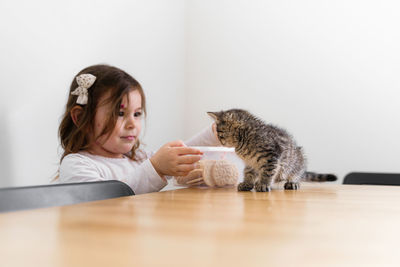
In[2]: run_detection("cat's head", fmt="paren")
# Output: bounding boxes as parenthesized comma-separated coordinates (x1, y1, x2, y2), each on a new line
(207, 109, 251, 147)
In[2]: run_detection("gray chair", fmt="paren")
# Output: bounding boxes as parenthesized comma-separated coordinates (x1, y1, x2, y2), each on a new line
(0, 180, 134, 213)
(343, 172, 400, 186)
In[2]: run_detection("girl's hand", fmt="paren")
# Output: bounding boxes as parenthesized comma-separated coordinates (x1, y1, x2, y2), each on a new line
(212, 123, 219, 142)
(150, 140, 203, 177)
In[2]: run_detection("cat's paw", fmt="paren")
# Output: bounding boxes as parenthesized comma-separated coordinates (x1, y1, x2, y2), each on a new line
(238, 182, 253, 191)
(255, 182, 271, 192)
(284, 182, 300, 190)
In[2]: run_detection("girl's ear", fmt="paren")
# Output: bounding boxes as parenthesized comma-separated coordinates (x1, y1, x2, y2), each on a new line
(70, 106, 83, 126)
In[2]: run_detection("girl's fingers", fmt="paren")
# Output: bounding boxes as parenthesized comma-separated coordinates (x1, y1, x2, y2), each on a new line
(172, 164, 200, 176)
(176, 164, 198, 173)
(175, 146, 203, 155)
(187, 177, 204, 184)
(177, 155, 202, 164)
(188, 181, 204, 186)
(175, 171, 192, 177)
(168, 140, 186, 147)
(185, 170, 203, 181)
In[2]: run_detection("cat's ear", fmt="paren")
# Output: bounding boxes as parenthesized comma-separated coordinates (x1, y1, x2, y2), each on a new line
(207, 111, 220, 121)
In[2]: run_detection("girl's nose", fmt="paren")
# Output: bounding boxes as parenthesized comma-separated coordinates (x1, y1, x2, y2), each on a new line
(125, 115, 135, 129)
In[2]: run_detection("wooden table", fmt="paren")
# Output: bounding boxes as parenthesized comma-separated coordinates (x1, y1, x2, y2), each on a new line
(1, 183, 400, 267)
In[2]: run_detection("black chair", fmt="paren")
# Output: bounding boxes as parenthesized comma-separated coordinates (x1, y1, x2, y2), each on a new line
(0, 180, 134, 213)
(343, 172, 400, 186)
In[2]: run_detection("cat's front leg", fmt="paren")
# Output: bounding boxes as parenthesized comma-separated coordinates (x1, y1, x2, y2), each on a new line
(255, 165, 278, 192)
(238, 166, 258, 191)
(284, 181, 300, 190)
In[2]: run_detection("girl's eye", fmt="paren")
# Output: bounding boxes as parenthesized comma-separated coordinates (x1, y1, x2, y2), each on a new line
(118, 111, 142, 118)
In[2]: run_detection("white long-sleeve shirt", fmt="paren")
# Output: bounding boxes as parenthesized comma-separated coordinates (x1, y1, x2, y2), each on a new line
(58, 125, 220, 194)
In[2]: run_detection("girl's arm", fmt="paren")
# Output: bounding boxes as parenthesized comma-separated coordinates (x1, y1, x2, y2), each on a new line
(184, 123, 221, 147)
(58, 154, 104, 183)
(59, 153, 167, 194)
(123, 158, 168, 194)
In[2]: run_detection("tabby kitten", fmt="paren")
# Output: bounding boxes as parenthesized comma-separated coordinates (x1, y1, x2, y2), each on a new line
(208, 109, 337, 192)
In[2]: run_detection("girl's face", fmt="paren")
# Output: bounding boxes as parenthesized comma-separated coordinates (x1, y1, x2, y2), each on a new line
(88, 90, 143, 158)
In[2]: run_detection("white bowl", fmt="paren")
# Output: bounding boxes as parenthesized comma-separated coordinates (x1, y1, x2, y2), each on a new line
(191, 146, 245, 181)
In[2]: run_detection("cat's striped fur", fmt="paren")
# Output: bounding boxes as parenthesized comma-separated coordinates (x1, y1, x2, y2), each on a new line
(208, 109, 337, 192)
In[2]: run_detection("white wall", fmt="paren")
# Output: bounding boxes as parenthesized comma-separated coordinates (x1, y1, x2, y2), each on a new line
(184, 0, 400, 182)
(0, 0, 185, 187)
(1, 0, 399, 187)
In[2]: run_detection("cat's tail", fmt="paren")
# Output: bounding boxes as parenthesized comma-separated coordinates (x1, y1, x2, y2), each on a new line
(302, 172, 337, 182)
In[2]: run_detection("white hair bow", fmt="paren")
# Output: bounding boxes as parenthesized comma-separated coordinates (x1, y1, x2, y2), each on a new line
(71, 74, 96, 105)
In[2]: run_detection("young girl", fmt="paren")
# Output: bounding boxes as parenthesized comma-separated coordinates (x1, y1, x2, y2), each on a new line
(58, 64, 219, 194)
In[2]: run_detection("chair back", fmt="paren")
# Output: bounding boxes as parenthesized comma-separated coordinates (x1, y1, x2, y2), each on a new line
(0, 180, 134, 213)
(343, 172, 400, 186)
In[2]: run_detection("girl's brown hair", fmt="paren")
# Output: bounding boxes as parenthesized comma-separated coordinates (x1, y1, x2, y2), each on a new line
(59, 64, 146, 162)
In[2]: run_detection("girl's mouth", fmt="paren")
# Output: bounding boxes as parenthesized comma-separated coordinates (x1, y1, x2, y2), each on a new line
(121, 136, 135, 141)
